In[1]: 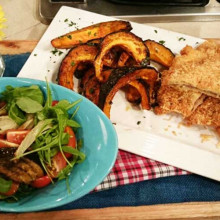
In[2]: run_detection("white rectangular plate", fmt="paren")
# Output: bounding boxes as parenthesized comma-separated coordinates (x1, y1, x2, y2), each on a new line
(18, 6, 220, 181)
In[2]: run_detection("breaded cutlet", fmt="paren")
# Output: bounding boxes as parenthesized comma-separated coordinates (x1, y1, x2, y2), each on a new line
(162, 41, 220, 98)
(154, 85, 204, 118)
(184, 97, 220, 128)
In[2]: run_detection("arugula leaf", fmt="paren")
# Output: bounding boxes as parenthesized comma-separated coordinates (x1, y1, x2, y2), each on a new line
(62, 146, 86, 163)
(67, 119, 80, 128)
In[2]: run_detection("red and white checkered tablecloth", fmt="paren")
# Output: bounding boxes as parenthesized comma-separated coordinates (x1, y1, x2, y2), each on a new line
(94, 150, 189, 191)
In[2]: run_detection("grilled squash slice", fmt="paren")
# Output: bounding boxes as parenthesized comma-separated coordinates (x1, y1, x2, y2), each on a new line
(94, 31, 150, 82)
(128, 80, 150, 110)
(83, 75, 101, 105)
(124, 85, 141, 103)
(58, 45, 98, 90)
(51, 20, 132, 49)
(145, 40, 175, 67)
(101, 67, 158, 118)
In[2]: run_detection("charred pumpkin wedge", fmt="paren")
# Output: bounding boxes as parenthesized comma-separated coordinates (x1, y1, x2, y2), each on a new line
(124, 85, 141, 103)
(58, 44, 98, 90)
(144, 40, 175, 67)
(128, 80, 150, 110)
(118, 52, 130, 67)
(51, 20, 132, 49)
(79, 68, 95, 93)
(83, 75, 101, 105)
(94, 31, 150, 82)
(101, 67, 158, 118)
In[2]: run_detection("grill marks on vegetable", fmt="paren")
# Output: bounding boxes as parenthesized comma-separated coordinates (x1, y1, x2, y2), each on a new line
(0, 157, 44, 184)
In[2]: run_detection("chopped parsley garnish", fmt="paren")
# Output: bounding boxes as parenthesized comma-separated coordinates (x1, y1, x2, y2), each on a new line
(94, 32, 97, 36)
(88, 31, 91, 36)
(69, 21, 76, 27)
(58, 51, 63, 56)
(71, 61, 75, 67)
(178, 37, 186, 41)
(159, 40, 165, 45)
(154, 30, 158, 33)
(67, 35, 72, 39)
(64, 18, 68, 22)
(51, 48, 63, 56)
(137, 121, 141, 125)
(34, 54, 37, 56)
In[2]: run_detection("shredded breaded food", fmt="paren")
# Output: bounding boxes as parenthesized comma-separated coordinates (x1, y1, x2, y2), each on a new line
(184, 97, 220, 128)
(154, 85, 204, 117)
(162, 41, 220, 98)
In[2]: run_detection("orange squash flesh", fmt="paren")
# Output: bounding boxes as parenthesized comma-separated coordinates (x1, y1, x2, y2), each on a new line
(103, 67, 158, 118)
(94, 31, 149, 82)
(128, 80, 150, 110)
(58, 45, 98, 90)
(124, 85, 141, 103)
(51, 20, 132, 49)
(144, 40, 175, 67)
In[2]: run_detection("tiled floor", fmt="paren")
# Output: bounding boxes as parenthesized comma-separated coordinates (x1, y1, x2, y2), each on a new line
(1, 0, 220, 40)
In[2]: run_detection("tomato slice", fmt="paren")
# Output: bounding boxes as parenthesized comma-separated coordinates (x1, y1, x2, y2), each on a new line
(32, 152, 67, 188)
(31, 175, 51, 188)
(6, 130, 30, 145)
(52, 100, 59, 106)
(50, 152, 67, 178)
(64, 126, 76, 158)
(2, 182, 19, 196)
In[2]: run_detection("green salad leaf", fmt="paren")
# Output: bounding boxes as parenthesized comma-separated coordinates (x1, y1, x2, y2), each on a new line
(0, 177, 12, 194)
(0, 85, 44, 125)
(16, 97, 43, 113)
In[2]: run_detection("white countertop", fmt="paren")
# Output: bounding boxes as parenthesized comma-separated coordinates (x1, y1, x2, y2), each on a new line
(1, 0, 220, 40)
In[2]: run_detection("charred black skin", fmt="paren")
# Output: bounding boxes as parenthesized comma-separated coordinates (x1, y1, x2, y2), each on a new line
(98, 66, 137, 109)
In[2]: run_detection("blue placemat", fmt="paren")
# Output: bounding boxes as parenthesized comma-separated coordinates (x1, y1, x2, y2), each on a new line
(2, 53, 220, 210)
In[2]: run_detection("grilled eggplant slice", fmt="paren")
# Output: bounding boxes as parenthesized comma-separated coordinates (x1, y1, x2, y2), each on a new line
(58, 44, 98, 90)
(94, 31, 150, 82)
(51, 20, 132, 49)
(102, 67, 158, 118)
(145, 40, 175, 67)
(0, 157, 44, 184)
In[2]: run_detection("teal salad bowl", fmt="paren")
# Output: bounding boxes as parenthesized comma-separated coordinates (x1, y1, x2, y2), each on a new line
(0, 77, 118, 212)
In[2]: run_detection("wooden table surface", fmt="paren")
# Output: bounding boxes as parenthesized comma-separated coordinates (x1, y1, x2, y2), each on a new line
(0, 40, 220, 220)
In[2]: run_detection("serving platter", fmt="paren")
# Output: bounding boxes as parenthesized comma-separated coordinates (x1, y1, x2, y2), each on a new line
(18, 6, 220, 182)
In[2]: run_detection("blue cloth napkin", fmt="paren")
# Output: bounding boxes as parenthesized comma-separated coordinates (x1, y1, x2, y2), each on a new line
(2, 53, 220, 210)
